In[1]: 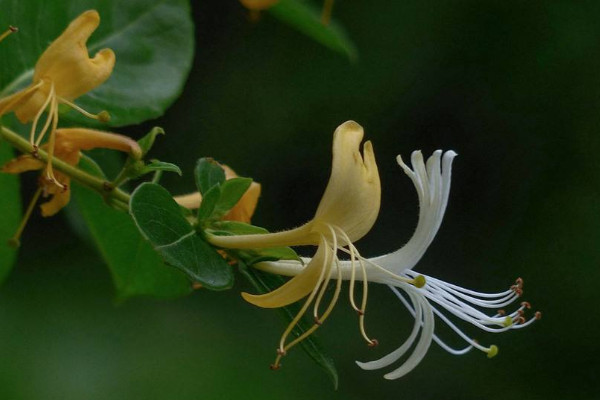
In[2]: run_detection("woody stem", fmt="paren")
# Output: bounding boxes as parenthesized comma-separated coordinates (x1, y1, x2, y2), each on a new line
(0, 125, 131, 208)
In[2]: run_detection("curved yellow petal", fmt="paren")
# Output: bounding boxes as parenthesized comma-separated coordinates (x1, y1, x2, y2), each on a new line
(314, 120, 381, 243)
(14, 10, 115, 122)
(34, 10, 115, 100)
(242, 239, 331, 308)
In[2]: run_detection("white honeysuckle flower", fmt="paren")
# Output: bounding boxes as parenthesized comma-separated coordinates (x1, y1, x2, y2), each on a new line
(256, 149, 540, 379)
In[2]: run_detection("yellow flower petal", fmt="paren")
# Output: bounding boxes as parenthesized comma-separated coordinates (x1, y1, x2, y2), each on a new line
(313, 120, 380, 242)
(242, 237, 331, 308)
(13, 10, 115, 122)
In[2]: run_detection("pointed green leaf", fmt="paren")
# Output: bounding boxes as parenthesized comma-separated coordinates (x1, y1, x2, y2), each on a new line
(130, 183, 192, 246)
(158, 232, 234, 290)
(138, 160, 182, 176)
(197, 185, 221, 222)
(212, 177, 252, 219)
(269, 0, 357, 61)
(72, 157, 191, 300)
(137, 127, 165, 157)
(195, 158, 225, 195)
(130, 182, 234, 290)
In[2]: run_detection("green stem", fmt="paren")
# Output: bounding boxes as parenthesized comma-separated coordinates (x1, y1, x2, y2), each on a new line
(0, 125, 131, 207)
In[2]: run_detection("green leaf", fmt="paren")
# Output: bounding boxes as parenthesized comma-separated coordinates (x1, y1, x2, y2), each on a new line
(197, 185, 221, 222)
(213, 177, 252, 219)
(72, 157, 191, 300)
(239, 263, 338, 389)
(0, 139, 21, 284)
(137, 160, 182, 176)
(130, 182, 192, 246)
(269, 0, 357, 61)
(131, 182, 234, 290)
(194, 158, 225, 195)
(0, 0, 194, 127)
(158, 233, 234, 290)
(137, 127, 165, 157)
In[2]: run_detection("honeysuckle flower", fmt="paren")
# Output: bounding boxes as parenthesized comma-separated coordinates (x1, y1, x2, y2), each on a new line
(208, 121, 406, 368)
(174, 164, 262, 224)
(2, 128, 140, 217)
(0, 10, 115, 188)
(255, 150, 540, 379)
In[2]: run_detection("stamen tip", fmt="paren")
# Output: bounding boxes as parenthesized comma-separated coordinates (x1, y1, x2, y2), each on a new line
(487, 345, 499, 358)
(269, 364, 281, 371)
(9, 26, 18, 33)
(368, 339, 379, 348)
(413, 275, 426, 288)
(535, 311, 542, 320)
(97, 110, 111, 123)
(7, 237, 20, 248)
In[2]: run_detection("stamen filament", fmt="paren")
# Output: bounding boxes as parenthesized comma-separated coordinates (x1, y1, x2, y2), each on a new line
(30, 81, 54, 144)
(57, 96, 110, 122)
(0, 80, 45, 117)
(8, 187, 43, 248)
(0, 26, 18, 42)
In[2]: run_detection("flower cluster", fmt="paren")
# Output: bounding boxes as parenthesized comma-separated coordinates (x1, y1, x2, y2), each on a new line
(1, 10, 540, 382)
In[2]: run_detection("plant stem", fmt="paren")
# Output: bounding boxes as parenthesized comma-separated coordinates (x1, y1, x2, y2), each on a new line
(0, 125, 131, 207)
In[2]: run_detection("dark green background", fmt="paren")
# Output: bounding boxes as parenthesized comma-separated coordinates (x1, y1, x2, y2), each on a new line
(1, 0, 598, 398)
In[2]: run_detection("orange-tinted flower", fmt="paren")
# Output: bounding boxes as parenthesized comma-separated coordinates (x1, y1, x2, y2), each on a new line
(0, 10, 115, 188)
(2, 128, 140, 216)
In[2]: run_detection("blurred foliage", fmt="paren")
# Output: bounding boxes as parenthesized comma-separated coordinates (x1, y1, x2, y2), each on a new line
(1, 0, 599, 399)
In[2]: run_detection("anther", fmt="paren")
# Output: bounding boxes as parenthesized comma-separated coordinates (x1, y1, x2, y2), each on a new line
(276, 348, 287, 356)
(0, 26, 18, 42)
(356, 309, 364, 316)
(497, 309, 506, 316)
(367, 339, 379, 348)
(521, 301, 531, 309)
(516, 316, 526, 325)
(103, 182, 114, 192)
(534, 311, 542, 320)
(269, 364, 281, 371)
(486, 345, 499, 358)
(61, 184, 69, 193)
(515, 277, 524, 288)
(413, 275, 426, 288)
(314, 317, 322, 326)
(512, 287, 523, 296)
(517, 309, 524, 316)
(97, 110, 111, 123)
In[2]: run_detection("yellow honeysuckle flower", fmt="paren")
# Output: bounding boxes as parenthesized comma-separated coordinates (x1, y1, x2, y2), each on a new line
(208, 121, 424, 369)
(174, 164, 262, 224)
(3, 128, 140, 245)
(0, 10, 115, 189)
(257, 150, 541, 379)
